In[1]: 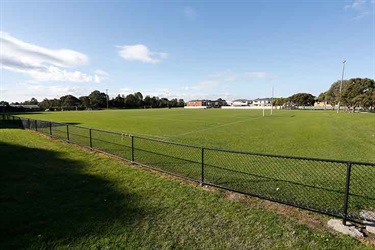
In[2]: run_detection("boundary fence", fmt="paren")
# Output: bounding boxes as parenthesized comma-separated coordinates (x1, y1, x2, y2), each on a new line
(2, 114, 375, 225)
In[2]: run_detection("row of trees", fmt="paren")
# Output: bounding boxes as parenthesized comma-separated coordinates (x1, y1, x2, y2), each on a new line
(16, 90, 185, 110)
(317, 78, 375, 110)
(273, 93, 316, 107)
(271, 78, 375, 110)
(3, 77, 374, 111)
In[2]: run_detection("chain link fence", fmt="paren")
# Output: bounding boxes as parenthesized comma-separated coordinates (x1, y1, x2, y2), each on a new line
(2, 114, 375, 224)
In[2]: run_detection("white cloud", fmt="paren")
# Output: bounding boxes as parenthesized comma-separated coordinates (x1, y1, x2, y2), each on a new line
(1, 81, 95, 102)
(245, 71, 274, 80)
(345, 0, 366, 9)
(118, 88, 131, 96)
(0, 32, 100, 83)
(117, 44, 167, 64)
(94, 69, 109, 82)
(183, 6, 197, 19)
(94, 69, 109, 77)
(185, 81, 219, 90)
(344, 0, 373, 18)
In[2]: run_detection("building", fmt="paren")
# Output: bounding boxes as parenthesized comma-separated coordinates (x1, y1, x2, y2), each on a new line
(186, 99, 227, 108)
(231, 99, 252, 106)
(186, 100, 210, 107)
(314, 101, 333, 109)
(251, 98, 272, 106)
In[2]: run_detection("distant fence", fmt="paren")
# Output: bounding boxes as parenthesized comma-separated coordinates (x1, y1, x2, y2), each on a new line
(2, 114, 375, 225)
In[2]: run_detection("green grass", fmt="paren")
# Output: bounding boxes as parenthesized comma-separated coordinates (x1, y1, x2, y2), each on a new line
(18, 109, 375, 162)
(0, 129, 372, 249)
(14, 109, 375, 220)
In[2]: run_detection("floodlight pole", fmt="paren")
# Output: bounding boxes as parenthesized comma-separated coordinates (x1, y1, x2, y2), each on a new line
(337, 60, 346, 113)
(106, 89, 109, 110)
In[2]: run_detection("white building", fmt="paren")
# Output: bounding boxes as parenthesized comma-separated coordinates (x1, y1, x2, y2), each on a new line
(251, 98, 272, 106)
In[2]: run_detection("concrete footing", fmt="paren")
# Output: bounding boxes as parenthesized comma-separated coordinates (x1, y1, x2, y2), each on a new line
(360, 210, 375, 234)
(327, 219, 363, 238)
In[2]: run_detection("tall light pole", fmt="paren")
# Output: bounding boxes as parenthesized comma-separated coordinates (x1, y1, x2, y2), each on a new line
(337, 60, 346, 113)
(106, 89, 109, 110)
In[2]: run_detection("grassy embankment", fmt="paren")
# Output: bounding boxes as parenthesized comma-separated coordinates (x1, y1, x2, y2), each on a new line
(0, 128, 372, 249)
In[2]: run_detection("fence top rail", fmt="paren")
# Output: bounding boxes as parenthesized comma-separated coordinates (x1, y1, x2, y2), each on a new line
(18, 116, 66, 126)
(12, 115, 375, 166)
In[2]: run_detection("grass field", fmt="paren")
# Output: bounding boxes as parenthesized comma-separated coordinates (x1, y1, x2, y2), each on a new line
(18, 108, 375, 163)
(14, 109, 375, 221)
(0, 128, 372, 249)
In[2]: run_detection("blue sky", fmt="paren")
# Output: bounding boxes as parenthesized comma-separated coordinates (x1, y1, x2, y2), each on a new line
(1, 0, 374, 102)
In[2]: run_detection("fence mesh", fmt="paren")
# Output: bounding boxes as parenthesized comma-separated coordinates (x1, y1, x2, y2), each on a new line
(204, 149, 347, 216)
(91, 129, 132, 160)
(134, 136, 202, 180)
(7, 115, 375, 223)
(348, 163, 375, 222)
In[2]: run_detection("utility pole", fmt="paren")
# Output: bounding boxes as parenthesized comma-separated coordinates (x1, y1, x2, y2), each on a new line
(106, 89, 109, 110)
(337, 60, 346, 113)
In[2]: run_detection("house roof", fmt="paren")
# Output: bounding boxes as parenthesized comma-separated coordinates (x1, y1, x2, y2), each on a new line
(187, 99, 226, 103)
(10, 104, 40, 109)
(187, 99, 209, 102)
(253, 98, 272, 101)
(232, 99, 252, 102)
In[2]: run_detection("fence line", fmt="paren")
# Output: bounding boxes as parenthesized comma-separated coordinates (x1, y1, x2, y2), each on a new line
(2, 114, 375, 225)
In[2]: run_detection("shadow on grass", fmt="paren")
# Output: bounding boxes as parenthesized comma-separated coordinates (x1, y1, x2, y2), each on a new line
(0, 141, 144, 249)
(0, 120, 23, 129)
(65, 122, 81, 125)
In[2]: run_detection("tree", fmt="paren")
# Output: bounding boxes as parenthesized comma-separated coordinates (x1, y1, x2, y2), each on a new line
(38, 98, 52, 110)
(22, 97, 38, 105)
(177, 99, 185, 107)
(79, 96, 91, 108)
(60, 95, 81, 107)
(112, 94, 125, 108)
(124, 94, 138, 108)
(134, 92, 144, 107)
(89, 90, 106, 108)
(325, 80, 350, 107)
(341, 78, 375, 111)
(158, 98, 169, 108)
(169, 98, 178, 107)
(50, 98, 62, 109)
(317, 92, 327, 102)
(150, 96, 159, 108)
(273, 97, 287, 106)
(143, 95, 152, 107)
(287, 93, 315, 106)
(0, 101, 9, 106)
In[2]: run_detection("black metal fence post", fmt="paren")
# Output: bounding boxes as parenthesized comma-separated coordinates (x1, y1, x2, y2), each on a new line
(35, 120, 38, 131)
(131, 135, 135, 163)
(89, 129, 93, 149)
(49, 122, 52, 137)
(27, 119, 30, 129)
(343, 162, 352, 225)
(66, 125, 70, 143)
(201, 147, 205, 186)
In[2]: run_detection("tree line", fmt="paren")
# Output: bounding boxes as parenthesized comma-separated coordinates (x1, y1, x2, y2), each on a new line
(317, 78, 375, 111)
(1, 77, 374, 111)
(273, 93, 315, 107)
(3, 90, 185, 110)
(272, 78, 375, 110)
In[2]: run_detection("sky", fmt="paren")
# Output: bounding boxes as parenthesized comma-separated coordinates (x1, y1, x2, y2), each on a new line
(0, 0, 374, 102)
